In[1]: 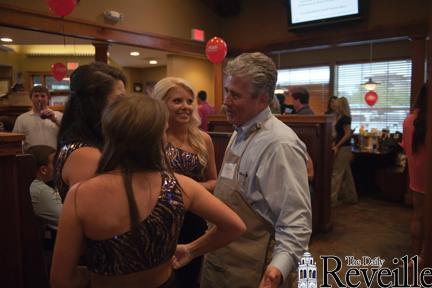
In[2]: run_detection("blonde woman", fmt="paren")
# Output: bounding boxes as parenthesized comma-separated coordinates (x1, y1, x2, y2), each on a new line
(331, 97, 358, 206)
(152, 77, 217, 288)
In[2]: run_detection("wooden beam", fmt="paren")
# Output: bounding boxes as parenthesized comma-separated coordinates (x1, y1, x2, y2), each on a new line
(0, 3, 205, 56)
(231, 22, 428, 55)
(424, 2, 432, 269)
(93, 43, 109, 63)
(410, 37, 427, 105)
(213, 62, 223, 112)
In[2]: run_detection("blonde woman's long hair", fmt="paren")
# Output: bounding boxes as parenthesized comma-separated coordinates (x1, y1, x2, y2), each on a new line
(337, 96, 351, 118)
(152, 77, 208, 172)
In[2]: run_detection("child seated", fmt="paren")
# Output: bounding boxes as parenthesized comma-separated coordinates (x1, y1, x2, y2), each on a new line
(27, 145, 62, 230)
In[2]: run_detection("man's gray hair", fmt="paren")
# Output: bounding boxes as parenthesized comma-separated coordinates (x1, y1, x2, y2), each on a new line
(225, 52, 277, 103)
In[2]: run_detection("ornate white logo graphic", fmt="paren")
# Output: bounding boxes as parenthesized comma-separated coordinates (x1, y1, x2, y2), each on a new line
(298, 252, 317, 288)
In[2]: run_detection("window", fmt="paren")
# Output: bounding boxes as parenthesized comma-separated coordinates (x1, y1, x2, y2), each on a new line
(277, 66, 330, 114)
(335, 60, 412, 132)
(30, 73, 71, 106)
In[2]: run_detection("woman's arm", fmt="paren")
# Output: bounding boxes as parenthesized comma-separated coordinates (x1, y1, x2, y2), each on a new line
(199, 132, 217, 192)
(62, 147, 101, 187)
(50, 184, 89, 288)
(172, 174, 246, 268)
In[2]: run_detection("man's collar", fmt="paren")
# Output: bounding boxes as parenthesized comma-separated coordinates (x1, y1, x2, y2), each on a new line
(234, 107, 272, 136)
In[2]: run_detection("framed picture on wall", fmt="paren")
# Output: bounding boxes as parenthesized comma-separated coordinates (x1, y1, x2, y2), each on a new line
(133, 82, 143, 92)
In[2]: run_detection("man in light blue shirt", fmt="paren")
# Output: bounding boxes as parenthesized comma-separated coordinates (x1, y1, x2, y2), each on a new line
(201, 52, 312, 288)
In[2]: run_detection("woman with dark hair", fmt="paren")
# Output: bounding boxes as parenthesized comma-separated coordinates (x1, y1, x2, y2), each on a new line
(50, 95, 245, 288)
(325, 96, 338, 115)
(152, 77, 217, 287)
(54, 62, 127, 201)
(401, 83, 428, 264)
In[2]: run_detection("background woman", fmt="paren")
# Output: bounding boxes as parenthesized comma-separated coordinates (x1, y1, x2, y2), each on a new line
(325, 96, 338, 115)
(50, 96, 245, 288)
(331, 96, 358, 206)
(401, 83, 427, 265)
(152, 77, 217, 287)
(54, 62, 127, 201)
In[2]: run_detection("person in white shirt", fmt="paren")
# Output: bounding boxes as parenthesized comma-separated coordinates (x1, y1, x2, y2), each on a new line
(13, 85, 62, 151)
(201, 52, 312, 288)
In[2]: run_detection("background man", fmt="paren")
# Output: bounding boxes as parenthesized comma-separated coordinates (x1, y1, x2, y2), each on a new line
(201, 52, 312, 288)
(290, 87, 315, 115)
(197, 90, 215, 131)
(13, 85, 62, 151)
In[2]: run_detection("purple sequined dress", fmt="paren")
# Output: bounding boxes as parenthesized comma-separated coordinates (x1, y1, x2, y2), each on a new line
(165, 142, 207, 288)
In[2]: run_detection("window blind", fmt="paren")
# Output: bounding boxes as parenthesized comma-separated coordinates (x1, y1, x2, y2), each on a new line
(335, 60, 412, 132)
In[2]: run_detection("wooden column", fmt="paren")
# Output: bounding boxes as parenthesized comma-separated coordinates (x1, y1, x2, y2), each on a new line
(214, 62, 223, 112)
(0, 132, 24, 287)
(424, 2, 432, 269)
(410, 36, 427, 104)
(93, 43, 109, 63)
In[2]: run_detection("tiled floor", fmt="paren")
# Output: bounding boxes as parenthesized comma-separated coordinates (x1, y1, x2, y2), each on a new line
(306, 197, 412, 288)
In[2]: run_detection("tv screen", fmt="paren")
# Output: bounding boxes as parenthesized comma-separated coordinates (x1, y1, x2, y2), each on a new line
(288, 0, 361, 29)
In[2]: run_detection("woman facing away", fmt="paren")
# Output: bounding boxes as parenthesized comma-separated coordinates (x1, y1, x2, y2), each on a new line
(152, 77, 217, 287)
(401, 83, 428, 265)
(50, 95, 246, 288)
(331, 96, 358, 207)
(54, 62, 127, 201)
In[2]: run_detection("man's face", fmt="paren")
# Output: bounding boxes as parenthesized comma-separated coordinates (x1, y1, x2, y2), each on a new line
(31, 91, 50, 112)
(223, 75, 267, 127)
(290, 94, 301, 111)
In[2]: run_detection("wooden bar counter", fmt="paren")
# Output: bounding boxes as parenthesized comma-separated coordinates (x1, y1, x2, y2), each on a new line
(208, 114, 334, 234)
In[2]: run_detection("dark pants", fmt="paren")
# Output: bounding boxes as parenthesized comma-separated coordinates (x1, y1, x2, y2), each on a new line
(176, 212, 207, 288)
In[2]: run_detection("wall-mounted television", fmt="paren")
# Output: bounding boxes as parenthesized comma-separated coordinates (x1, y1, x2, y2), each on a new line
(287, 0, 363, 30)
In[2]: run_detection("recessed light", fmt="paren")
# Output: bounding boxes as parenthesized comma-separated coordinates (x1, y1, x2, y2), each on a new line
(149, 59, 158, 65)
(130, 51, 140, 56)
(0, 37, 13, 43)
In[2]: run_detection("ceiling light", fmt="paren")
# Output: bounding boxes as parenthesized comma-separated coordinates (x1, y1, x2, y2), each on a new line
(149, 59, 158, 65)
(130, 51, 140, 56)
(0, 37, 13, 43)
(362, 77, 380, 91)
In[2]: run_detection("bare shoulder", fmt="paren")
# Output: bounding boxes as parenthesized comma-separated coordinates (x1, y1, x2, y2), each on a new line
(199, 130, 213, 145)
(68, 146, 101, 162)
(62, 146, 101, 185)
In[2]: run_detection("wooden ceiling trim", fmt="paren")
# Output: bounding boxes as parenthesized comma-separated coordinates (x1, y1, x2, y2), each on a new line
(229, 22, 428, 55)
(0, 3, 205, 56)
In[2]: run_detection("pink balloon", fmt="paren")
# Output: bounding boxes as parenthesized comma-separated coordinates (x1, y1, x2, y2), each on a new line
(46, 0, 77, 17)
(205, 37, 227, 64)
(51, 63, 67, 81)
(364, 91, 378, 107)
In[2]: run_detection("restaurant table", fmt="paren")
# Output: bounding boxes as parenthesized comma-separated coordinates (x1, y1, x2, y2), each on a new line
(351, 146, 399, 196)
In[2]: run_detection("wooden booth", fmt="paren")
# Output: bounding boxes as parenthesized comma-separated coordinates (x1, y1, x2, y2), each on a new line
(0, 132, 50, 288)
(208, 114, 334, 234)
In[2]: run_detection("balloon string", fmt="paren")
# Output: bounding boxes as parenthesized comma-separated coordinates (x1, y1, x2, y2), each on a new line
(62, 17, 67, 73)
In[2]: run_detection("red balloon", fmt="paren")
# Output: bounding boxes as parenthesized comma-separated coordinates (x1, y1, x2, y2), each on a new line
(206, 37, 227, 64)
(51, 63, 67, 81)
(46, 0, 77, 17)
(364, 91, 378, 107)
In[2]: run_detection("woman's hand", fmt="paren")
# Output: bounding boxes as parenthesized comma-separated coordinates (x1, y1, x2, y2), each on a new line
(172, 244, 193, 269)
(332, 146, 339, 154)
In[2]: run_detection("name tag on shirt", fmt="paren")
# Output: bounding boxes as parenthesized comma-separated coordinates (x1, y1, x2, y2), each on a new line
(220, 163, 236, 180)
